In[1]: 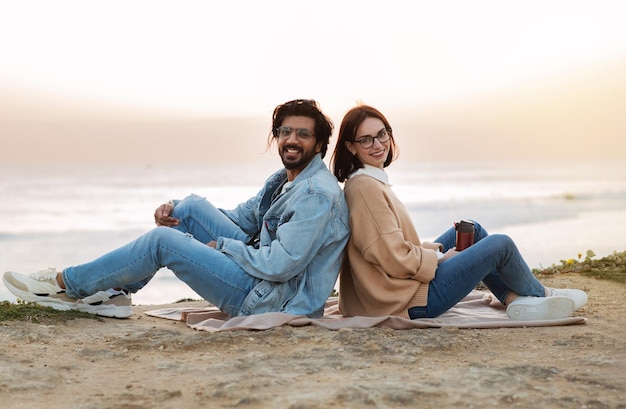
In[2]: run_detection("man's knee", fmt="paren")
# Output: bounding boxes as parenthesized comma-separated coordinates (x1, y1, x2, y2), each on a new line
(173, 194, 207, 218)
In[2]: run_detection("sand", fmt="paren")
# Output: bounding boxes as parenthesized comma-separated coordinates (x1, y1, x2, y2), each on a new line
(1, 273, 624, 409)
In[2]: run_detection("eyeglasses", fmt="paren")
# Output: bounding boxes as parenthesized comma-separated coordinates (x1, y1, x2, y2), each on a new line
(354, 128, 390, 149)
(276, 126, 315, 140)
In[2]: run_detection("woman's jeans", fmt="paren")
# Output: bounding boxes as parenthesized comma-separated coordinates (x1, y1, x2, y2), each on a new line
(62, 195, 260, 316)
(408, 222, 546, 319)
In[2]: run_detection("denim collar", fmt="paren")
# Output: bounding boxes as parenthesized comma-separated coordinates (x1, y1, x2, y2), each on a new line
(292, 153, 326, 183)
(349, 164, 390, 185)
(271, 154, 327, 191)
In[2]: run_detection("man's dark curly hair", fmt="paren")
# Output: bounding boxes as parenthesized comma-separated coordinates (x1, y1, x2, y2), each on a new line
(268, 99, 334, 158)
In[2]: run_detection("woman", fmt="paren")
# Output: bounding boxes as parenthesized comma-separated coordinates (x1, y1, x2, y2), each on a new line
(330, 104, 587, 320)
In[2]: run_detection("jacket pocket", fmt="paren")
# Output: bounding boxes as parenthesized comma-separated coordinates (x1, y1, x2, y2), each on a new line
(238, 280, 279, 316)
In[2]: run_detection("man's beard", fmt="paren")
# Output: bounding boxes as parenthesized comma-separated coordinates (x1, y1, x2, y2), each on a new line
(280, 145, 316, 171)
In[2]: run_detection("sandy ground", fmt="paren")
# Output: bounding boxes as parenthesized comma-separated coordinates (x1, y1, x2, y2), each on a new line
(1, 273, 624, 409)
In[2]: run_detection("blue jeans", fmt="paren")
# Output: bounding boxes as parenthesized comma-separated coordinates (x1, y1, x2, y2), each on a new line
(408, 222, 545, 319)
(63, 196, 260, 317)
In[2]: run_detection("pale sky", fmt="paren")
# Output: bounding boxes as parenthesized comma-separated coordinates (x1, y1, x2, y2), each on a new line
(1, 0, 626, 162)
(2, 0, 626, 115)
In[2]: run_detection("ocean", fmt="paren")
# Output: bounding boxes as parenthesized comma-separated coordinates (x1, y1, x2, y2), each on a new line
(2, 159, 625, 305)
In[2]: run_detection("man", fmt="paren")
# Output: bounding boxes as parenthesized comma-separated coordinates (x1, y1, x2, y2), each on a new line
(3, 99, 350, 318)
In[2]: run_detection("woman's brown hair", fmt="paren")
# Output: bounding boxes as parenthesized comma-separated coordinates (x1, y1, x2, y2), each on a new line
(331, 104, 398, 182)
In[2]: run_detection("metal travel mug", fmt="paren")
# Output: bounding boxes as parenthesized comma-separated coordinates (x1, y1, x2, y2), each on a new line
(455, 220, 475, 251)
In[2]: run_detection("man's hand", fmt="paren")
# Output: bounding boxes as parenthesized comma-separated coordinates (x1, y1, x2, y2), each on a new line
(206, 240, 217, 248)
(154, 203, 180, 227)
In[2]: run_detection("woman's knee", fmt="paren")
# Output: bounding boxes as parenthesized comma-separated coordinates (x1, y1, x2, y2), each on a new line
(471, 220, 489, 240)
(488, 233, 516, 250)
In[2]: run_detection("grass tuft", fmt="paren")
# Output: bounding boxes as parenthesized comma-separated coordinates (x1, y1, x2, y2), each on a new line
(533, 249, 626, 283)
(174, 298, 201, 303)
(0, 300, 103, 323)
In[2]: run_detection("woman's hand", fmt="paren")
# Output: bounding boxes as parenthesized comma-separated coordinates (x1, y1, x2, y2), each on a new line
(154, 203, 180, 227)
(438, 248, 459, 264)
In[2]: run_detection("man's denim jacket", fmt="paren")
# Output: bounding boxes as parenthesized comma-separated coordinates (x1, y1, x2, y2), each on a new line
(217, 154, 350, 318)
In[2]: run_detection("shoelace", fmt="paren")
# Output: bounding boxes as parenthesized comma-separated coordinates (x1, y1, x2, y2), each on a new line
(30, 268, 58, 281)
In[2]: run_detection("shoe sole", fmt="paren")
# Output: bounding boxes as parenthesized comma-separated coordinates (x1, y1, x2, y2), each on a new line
(77, 303, 133, 318)
(2, 273, 77, 311)
(507, 296, 575, 321)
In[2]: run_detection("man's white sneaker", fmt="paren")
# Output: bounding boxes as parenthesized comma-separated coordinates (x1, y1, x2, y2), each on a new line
(546, 288, 588, 310)
(77, 289, 133, 318)
(507, 296, 575, 321)
(2, 269, 77, 310)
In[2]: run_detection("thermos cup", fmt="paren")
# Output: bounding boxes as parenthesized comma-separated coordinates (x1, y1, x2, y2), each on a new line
(455, 220, 475, 251)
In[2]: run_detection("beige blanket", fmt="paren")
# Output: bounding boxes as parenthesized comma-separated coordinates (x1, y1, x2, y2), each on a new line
(145, 290, 586, 332)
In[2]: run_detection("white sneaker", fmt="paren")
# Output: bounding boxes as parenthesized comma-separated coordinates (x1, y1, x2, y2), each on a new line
(77, 289, 133, 318)
(2, 268, 77, 310)
(546, 288, 587, 310)
(507, 296, 575, 321)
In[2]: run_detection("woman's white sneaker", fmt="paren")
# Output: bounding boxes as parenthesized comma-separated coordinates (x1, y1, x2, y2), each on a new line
(546, 288, 588, 310)
(507, 296, 575, 321)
